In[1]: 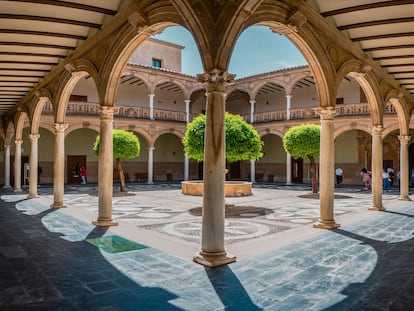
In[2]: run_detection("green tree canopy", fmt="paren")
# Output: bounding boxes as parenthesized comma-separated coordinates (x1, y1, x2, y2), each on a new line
(283, 124, 320, 193)
(93, 129, 140, 192)
(282, 124, 320, 159)
(182, 113, 263, 163)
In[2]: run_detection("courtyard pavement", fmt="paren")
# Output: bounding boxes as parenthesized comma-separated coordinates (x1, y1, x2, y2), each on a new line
(1, 183, 413, 310)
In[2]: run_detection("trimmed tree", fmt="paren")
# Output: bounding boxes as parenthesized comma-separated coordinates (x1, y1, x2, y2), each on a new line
(93, 129, 140, 192)
(283, 124, 320, 193)
(183, 112, 263, 165)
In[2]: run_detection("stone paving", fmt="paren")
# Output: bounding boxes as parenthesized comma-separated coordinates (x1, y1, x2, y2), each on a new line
(1, 183, 413, 310)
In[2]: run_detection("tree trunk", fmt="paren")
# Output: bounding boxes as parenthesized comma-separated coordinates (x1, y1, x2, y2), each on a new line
(117, 158, 126, 192)
(309, 156, 318, 193)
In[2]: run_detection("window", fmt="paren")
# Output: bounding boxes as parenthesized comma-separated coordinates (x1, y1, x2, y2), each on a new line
(152, 58, 162, 68)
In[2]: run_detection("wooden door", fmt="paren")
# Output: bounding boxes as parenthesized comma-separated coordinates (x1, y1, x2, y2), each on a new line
(67, 155, 86, 184)
(291, 158, 303, 183)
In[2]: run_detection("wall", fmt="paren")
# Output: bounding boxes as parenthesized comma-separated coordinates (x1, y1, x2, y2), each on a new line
(128, 38, 183, 72)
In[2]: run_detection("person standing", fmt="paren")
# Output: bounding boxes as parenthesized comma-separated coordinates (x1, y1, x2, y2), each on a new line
(80, 165, 87, 184)
(335, 167, 344, 187)
(360, 168, 371, 190)
(382, 169, 391, 192)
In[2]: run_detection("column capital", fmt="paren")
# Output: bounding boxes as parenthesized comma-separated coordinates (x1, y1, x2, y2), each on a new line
(54, 123, 69, 133)
(398, 135, 411, 144)
(249, 99, 256, 104)
(29, 133, 40, 141)
(99, 106, 119, 120)
(371, 125, 384, 136)
(4, 144, 11, 148)
(14, 139, 23, 145)
(318, 107, 337, 120)
(147, 146, 155, 151)
(197, 69, 235, 92)
(285, 94, 293, 99)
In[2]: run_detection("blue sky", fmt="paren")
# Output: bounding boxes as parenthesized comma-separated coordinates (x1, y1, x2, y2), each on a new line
(153, 25, 307, 78)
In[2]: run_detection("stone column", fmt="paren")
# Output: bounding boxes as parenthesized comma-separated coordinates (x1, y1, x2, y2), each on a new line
(184, 99, 191, 181)
(51, 123, 68, 208)
(398, 135, 411, 201)
(314, 107, 340, 229)
(370, 125, 385, 211)
(193, 69, 236, 267)
(149, 93, 155, 120)
(4, 144, 11, 188)
(13, 140, 22, 192)
(28, 133, 40, 198)
(250, 160, 255, 183)
(286, 94, 292, 120)
(249, 100, 256, 182)
(147, 147, 154, 184)
(286, 153, 292, 185)
(184, 155, 189, 181)
(249, 99, 255, 124)
(185, 99, 191, 123)
(93, 106, 119, 227)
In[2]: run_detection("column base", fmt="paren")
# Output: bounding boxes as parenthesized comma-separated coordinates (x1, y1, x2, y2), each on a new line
(313, 220, 340, 229)
(13, 189, 22, 192)
(50, 202, 66, 209)
(92, 218, 118, 227)
(398, 196, 411, 201)
(285, 182, 293, 185)
(3, 185, 11, 189)
(27, 193, 39, 199)
(369, 206, 386, 211)
(193, 249, 236, 267)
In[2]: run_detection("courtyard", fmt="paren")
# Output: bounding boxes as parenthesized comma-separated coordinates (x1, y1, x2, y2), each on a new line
(1, 184, 413, 310)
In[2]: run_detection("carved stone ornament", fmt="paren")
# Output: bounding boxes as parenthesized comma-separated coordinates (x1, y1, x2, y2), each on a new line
(317, 107, 337, 120)
(398, 135, 411, 144)
(371, 125, 384, 136)
(128, 12, 148, 32)
(54, 123, 68, 133)
(287, 7, 307, 32)
(100, 106, 119, 120)
(29, 134, 40, 141)
(196, 69, 235, 92)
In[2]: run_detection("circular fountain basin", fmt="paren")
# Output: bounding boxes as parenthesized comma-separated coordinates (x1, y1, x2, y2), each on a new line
(181, 180, 252, 197)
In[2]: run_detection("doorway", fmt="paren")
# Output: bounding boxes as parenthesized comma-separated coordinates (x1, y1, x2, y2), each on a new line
(291, 158, 303, 183)
(67, 155, 86, 184)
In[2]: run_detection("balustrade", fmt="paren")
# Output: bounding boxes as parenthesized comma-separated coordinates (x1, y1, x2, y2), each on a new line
(42, 101, 396, 123)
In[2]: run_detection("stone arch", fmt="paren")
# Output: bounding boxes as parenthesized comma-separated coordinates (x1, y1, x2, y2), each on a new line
(4, 121, 15, 145)
(385, 89, 410, 136)
(114, 126, 152, 148)
(29, 89, 52, 134)
(336, 59, 384, 126)
(258, 128, 284, 139)
(65, 123, 100, 137)
(97, 16, 182, 109)
(248, 7, 336, 108)
(54, 59, 99, 123)
(334, 123, 371, 139)
(153, 129, 185, 143)
(14, 111, 29, 141)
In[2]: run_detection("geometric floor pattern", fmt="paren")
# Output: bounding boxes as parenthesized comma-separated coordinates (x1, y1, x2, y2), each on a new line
(1, 183, 412, 310)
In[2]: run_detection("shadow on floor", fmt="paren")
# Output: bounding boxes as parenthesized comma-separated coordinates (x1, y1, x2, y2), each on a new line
(324, 228, 414, 310)
(0, 193, 182, 310)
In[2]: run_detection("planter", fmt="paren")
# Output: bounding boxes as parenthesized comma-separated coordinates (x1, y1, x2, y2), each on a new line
(181, 180, 252, 197)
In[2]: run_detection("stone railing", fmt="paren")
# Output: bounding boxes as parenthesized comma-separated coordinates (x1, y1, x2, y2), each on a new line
(43, 101, 396, 123)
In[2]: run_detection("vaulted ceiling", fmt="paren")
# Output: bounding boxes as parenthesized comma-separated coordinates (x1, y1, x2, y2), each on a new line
(1, 0, 413, 120)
